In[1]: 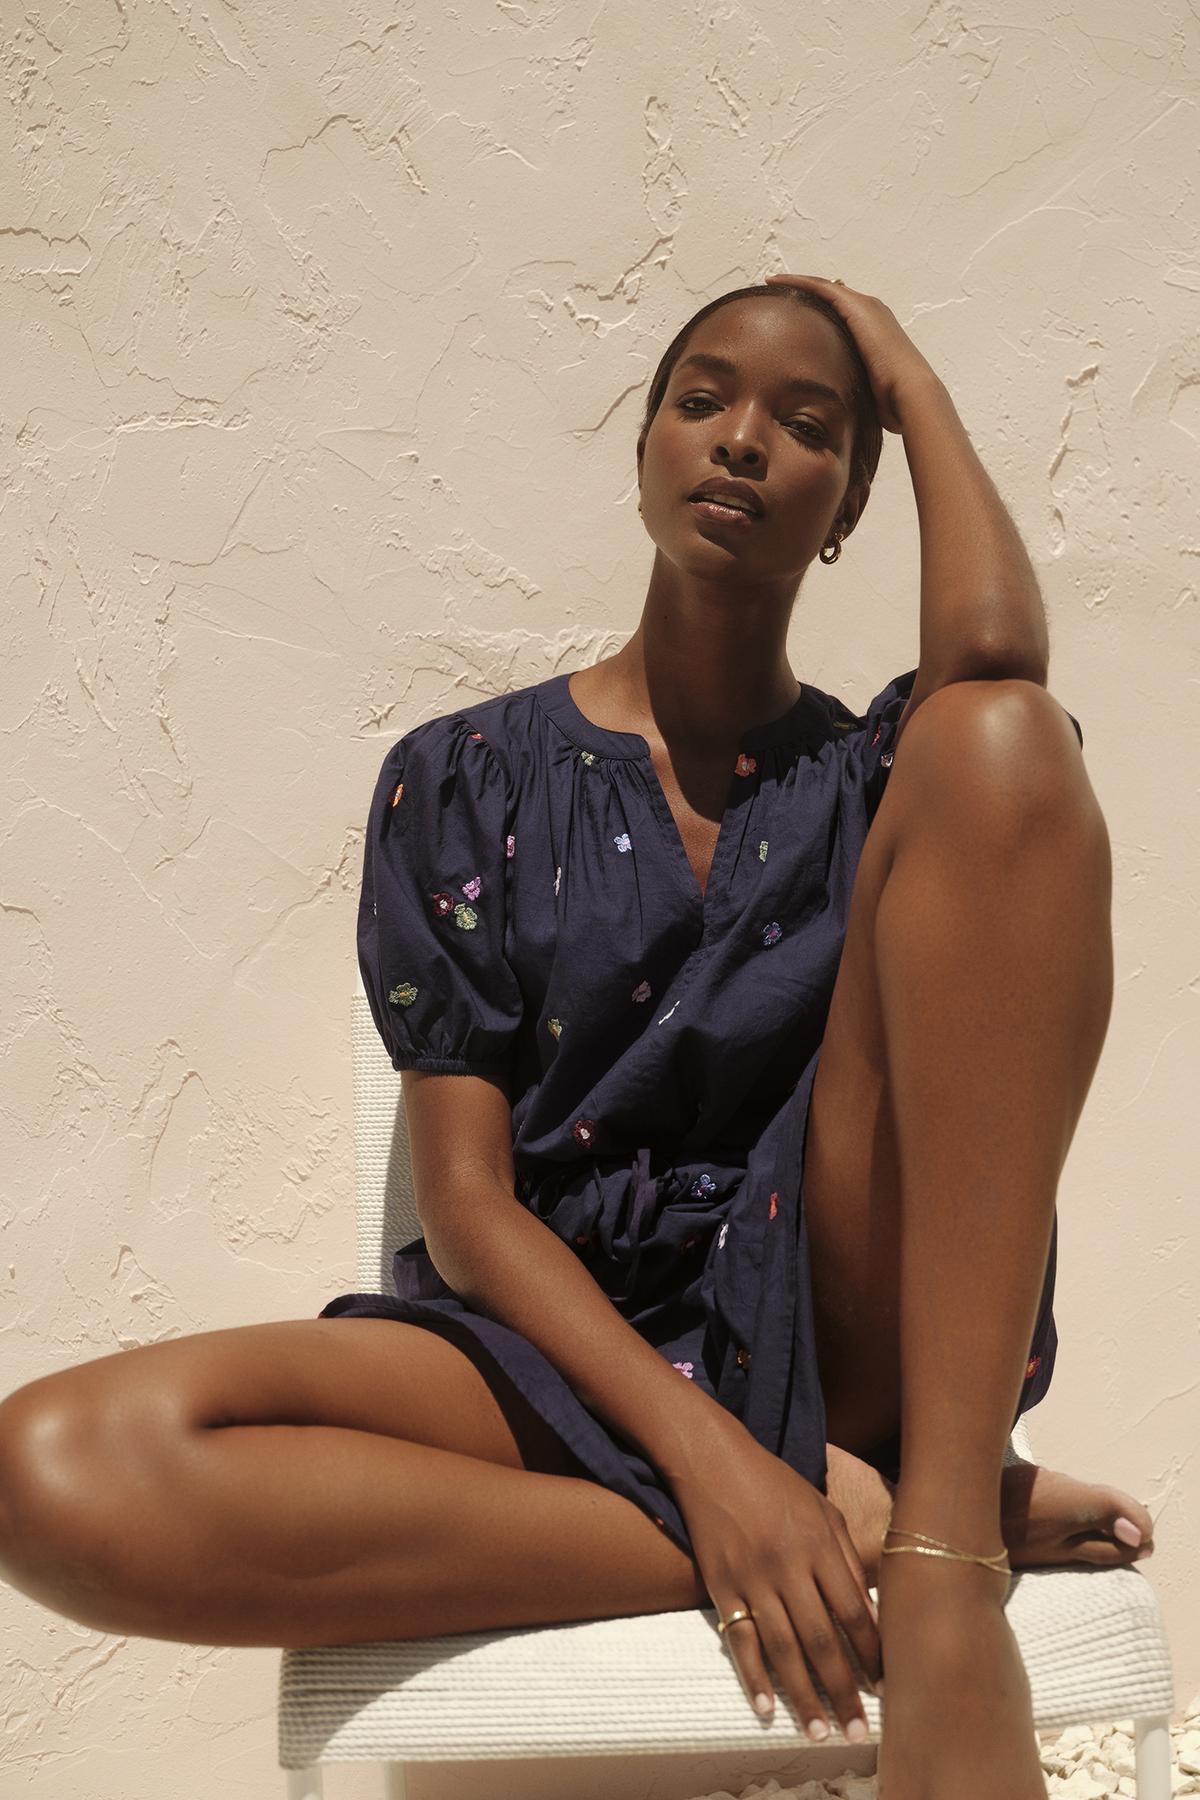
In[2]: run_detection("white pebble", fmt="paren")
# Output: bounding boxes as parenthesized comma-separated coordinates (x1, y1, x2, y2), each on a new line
(675, 1703, 1200, 1800)
(1052, 1771, 1108, 1799)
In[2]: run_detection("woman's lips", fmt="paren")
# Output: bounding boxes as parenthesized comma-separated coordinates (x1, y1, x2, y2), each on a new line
(689, 498, 760, 526)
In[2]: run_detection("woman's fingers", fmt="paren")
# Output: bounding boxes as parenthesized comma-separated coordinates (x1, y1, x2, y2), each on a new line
(826, 1511, 884, 1686)
(718, 1578, 875, 1740)
(759, 270, 937, 434)
(722, 1601, 832, 1738)
(766, 1579, 872, 1742)
(720, 1611, 782, 1722)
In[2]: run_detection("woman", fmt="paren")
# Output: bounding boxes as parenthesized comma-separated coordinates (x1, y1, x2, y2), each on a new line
(0, 276, 1154, 1799)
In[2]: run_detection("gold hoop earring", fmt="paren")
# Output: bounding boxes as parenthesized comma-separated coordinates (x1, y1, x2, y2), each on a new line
(819, 532, 842, 564)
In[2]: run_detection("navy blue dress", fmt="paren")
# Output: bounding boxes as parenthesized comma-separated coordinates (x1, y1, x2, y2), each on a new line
(320, 667, 1078, 1557)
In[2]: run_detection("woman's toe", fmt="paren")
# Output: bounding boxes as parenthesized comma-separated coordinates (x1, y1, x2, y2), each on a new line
(1068, 1532, 1144, 1567)
(1105, 1487, 1155, 1548)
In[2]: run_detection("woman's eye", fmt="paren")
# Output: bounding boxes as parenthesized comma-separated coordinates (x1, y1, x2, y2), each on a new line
(678, 398, 823, 441)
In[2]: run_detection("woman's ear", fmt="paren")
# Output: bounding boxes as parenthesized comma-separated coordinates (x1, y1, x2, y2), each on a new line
(839, 479, 871, 539)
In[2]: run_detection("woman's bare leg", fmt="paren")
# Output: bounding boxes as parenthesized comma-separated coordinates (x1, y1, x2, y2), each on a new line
(0, 1320, 706, 1649)
(872, 680, 1114, 1799)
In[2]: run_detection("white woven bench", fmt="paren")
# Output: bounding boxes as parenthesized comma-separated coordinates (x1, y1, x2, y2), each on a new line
(277, 981, 1176, 1799)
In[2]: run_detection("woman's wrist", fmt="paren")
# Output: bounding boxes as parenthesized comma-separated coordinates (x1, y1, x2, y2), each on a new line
(893, 366, 953, 436)
(656, 1386, 758, 1488)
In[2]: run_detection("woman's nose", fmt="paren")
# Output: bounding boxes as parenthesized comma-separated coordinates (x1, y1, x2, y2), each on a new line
(717, 436, 764, 465)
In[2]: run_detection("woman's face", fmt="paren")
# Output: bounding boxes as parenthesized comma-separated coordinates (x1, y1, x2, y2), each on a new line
(638, 297, 865, 586)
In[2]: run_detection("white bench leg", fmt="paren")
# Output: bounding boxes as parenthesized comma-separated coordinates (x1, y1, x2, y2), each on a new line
(382, 1767, 409, 1798)
(1134, 1712, 1173, 1800)
(283, 1768, 323, 1799)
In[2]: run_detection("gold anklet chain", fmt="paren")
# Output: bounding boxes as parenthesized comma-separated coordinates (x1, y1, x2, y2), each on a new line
(882, 1526, 1011, 1576)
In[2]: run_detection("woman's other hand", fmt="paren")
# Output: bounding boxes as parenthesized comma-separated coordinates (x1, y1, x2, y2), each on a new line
(667, 1423, 882, 1742)
(762, 273, 940, 435)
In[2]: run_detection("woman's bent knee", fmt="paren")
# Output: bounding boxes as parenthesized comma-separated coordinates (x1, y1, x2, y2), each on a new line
(1, 1339, 201, 1575)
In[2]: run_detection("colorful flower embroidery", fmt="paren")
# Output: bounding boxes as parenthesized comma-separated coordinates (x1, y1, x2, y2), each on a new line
(388, 982, 418, 1007)
(453, 902, 478, 930)
(469, 731, 484, 742)
(547, 1017, 563, 1040)
(762, 920, 782, 947)
(613, 832, 632, 853)
(574, 1232, 592, 1248)
(391, 781, 404, 807)
(881, 750, 894, 768)
(691, 1172, 717, 1198)
(758, 839, 768, 861)
(631, 980, 652, 1003)
(572, 1118, 597, 1147)
(579, 750, 596, 766)
(1025, 1354, 1042, 1381)
(462, 875, 481, 900)
(506, 834, 516, 858)
(554, 865, 562, 895)
(768, 1191, 778, 1220)
(431, 891, 454, 917)
(871, 725, 881, 746)
(734, 752, 757, 777)
(717, 1221, 729, 1250)
(673, 1361, 695, 1379)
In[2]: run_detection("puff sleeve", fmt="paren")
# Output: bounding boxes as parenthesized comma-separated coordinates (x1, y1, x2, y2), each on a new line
(820, 667, 919, 802)
(856, 667, 919, 777)
(357, 714, 525, 1076)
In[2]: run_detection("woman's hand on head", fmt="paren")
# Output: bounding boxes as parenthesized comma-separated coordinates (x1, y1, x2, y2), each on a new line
(666, 1422, 882, 1741)
(762, 273, 940, 435)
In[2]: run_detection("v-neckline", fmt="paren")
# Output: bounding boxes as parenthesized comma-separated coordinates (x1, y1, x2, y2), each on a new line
(541, 670, 813, 925)
(647, 755, 741, 914)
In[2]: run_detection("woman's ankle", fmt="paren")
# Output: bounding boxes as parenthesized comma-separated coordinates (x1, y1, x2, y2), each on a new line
(886, 1478, 1007, 1557)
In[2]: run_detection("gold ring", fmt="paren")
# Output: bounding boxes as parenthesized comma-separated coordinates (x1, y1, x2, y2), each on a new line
(717, 1607, 755, 1635)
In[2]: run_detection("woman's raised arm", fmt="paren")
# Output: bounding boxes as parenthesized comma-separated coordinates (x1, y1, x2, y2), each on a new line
(763, 272, 1051, 688)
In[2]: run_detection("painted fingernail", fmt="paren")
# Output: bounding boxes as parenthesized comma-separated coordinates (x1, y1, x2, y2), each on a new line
(754, 1692, 773, 1717)
(847, 1717, 869, 1743)
(1114, 1516, 1142, 1547)
(808, 1718, 830, 1741)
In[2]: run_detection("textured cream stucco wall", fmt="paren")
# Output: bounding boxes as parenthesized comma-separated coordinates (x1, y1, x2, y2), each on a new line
(2, 3, 1197, 1795)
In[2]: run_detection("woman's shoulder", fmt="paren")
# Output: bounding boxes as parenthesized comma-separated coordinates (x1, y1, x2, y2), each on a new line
(802, 668, 919, 734)
(385, 674, 560, 781)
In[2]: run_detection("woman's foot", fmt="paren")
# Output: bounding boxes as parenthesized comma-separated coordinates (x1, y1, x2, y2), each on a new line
(826, 1446, 1156, 1588)
(826, 1446, 898, 1588)
(875, 1547, 1047, 1800)
(999, 1458, 1156, 1570)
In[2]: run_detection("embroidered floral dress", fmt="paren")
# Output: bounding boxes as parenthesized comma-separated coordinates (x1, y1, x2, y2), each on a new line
(319, 668, 1082, 1555)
